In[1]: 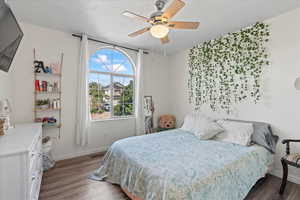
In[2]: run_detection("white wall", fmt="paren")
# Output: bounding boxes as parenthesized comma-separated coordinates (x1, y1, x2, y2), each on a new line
(0, 71, 11, 100)
(10, 22, 170, 160)
(168, 8, 300, 184)
(0, 55, 14, 119)
(143, 52, 171, 127)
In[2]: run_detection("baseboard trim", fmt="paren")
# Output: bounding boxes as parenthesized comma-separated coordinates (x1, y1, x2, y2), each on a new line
(271, 168, 300, 185)
(54, 146, 109, 161)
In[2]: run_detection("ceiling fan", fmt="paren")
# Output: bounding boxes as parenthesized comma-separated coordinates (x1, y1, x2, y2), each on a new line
(122, 0, 200, 44)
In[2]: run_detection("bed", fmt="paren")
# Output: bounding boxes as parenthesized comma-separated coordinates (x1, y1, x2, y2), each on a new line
(90, 129, 273, 200)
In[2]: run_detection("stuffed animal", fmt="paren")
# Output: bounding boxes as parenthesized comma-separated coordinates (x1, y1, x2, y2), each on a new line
(158, 115, 176, 130)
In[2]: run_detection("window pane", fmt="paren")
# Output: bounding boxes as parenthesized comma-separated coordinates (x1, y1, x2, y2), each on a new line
(89, 73, 111, 120)
(89, 48, 134, 75)
(112, 76, 134, 117)
(111, 51, 134, 75)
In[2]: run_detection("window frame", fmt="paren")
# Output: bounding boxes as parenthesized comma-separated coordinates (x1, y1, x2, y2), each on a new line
(88, 47, 136, 122)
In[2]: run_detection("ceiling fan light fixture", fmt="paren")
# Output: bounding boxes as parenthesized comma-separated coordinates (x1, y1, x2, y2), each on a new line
(124, 0, 199, 44)
(150, 24, 169, 38)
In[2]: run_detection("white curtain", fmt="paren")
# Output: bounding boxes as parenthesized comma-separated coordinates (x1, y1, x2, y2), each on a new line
(135, 49, 145, 135)
(75, 33, 91, 146)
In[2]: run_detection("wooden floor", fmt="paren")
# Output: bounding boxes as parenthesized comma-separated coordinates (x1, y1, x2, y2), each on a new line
(39, 154, 300, 200)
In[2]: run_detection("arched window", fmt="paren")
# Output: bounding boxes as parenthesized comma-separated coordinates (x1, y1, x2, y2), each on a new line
(88, 48, 135, 120)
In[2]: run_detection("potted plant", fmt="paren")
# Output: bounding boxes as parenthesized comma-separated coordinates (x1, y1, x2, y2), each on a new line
(36, 99, 50, 110)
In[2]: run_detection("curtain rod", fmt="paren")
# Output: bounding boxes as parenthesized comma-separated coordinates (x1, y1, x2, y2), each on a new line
(72, 34, 149, 55)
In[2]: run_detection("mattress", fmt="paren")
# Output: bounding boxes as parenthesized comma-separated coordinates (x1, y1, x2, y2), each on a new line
(90, 129, 273, 200)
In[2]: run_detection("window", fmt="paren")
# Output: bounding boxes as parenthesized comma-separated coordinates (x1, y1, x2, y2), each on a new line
(88, 48, 135, 121)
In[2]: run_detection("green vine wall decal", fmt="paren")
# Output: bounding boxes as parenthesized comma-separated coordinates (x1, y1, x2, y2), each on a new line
(188, 22, 270, 114)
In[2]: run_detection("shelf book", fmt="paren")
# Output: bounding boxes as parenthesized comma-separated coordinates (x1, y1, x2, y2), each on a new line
(33, 48, 63, 139)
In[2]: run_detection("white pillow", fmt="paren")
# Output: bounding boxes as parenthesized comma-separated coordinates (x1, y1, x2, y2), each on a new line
(181, 113, 196, 131)
(215, 120, 254, 146)
(181, 113, 224, 140)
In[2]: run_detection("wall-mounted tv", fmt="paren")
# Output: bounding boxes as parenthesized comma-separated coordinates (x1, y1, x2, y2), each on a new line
(0, 0, 23, 72)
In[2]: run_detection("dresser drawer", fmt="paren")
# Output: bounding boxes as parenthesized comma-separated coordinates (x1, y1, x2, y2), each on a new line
(29, 134, 42, 172)
(28, 127, 43, 200)
(30, 130, 42, 153)
(29, 151, 42, 179)
(30, 169, 42, 200)
(29, 144, 42, 186)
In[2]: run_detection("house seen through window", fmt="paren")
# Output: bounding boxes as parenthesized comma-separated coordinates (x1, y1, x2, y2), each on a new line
(89, 48, 135, 120)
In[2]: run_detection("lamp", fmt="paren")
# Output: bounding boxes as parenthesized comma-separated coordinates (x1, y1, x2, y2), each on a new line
(150, 24, 169, 38)
(295, 77, 300, 90)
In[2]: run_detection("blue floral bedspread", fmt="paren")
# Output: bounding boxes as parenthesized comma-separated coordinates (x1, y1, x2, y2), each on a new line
(90, 129, 273, 200)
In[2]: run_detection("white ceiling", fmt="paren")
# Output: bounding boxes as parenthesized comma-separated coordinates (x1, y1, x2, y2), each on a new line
(7, 0, 300, 54)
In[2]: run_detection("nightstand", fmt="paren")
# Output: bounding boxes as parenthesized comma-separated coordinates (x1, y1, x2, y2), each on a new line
(151, 127, 175, 133)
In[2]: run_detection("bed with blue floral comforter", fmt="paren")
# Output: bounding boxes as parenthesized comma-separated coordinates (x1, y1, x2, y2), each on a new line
(90, 129, 273, 200)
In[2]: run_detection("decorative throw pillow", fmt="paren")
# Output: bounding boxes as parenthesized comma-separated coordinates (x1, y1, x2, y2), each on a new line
(215, 120, 254, 146)
(181, 113, 224, 140)
(226, 119, 278, 153)
(181, 113, 196, 131)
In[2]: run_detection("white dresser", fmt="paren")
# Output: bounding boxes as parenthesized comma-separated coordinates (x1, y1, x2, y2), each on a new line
(0, 123, 43, 200)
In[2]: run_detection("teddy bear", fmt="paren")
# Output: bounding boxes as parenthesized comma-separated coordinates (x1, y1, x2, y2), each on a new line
(158, 115, 176, 131)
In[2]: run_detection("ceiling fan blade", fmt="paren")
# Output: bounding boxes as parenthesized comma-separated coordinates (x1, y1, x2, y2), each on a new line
(128, 27, 151, 37)
(160, 35, 170, 44)
(168, 21, 200, 29)
(122, 11, 150, 22)
(162, 0, 185, 19)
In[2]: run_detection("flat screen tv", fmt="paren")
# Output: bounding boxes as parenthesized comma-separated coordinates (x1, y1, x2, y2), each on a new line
(0, 0, 23, 72)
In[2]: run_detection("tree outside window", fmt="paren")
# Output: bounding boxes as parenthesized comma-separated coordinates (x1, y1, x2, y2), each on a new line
(88, 48, 135, 120)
